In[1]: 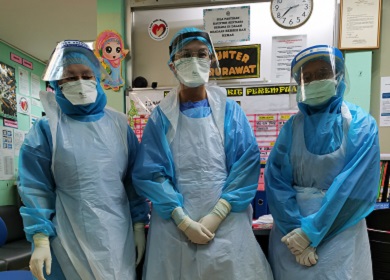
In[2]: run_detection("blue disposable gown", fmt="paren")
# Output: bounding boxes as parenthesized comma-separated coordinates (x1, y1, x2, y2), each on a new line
(265, 98, 380, 280)
(18, 91, 149, 280)
(133, 86, 273, 280)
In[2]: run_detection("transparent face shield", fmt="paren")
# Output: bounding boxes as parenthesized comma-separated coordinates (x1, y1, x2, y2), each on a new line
(168, 30, 221, 87)
(42, 40, 110, 83)
(290, 46, 349, 107)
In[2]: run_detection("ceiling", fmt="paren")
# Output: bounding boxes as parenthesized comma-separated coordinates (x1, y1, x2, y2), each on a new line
(0, 0, 97, 63)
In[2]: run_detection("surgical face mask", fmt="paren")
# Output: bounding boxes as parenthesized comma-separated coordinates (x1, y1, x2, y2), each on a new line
(173, 57, 211, 88)
(297, 79, 337, 106)
(60, 79, 98, 105)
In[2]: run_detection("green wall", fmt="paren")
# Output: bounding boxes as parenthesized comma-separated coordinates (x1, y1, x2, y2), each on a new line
(344, 51, 372, 113)
(0, 40, 46, 205)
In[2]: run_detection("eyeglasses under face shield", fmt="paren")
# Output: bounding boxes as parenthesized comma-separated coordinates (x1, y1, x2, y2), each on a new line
(301, 67, 335, 84)
(174, 49, 211, 60)
(168, 31, 220, 73)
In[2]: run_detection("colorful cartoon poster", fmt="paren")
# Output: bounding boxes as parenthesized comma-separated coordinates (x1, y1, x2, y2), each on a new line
(0, 62, 17, 120)
(94, 30, 129, 92)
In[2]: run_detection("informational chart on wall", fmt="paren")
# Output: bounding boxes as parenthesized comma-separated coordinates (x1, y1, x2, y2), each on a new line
(380, 76, 390, 127)
(271, 35, 307, 83)
(0, 127, 14, 180)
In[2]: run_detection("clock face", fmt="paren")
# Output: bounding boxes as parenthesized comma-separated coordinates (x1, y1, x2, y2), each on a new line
(271, 0, 313, 29)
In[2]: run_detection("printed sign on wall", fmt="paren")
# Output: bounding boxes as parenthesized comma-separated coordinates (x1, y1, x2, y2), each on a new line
(210, 44, 260, 80)
(204, 6, 250, 43)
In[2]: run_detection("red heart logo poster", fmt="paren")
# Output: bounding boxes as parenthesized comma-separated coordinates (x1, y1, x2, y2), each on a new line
(20, 99, 28, 111)
(148, 19, 169, 41)
(18, 96, 30, 114)
(152, 24, 166, 37)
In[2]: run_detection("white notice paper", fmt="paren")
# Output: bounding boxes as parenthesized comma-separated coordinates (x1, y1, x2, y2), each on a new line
(13, 129, 25, 157)
(31, 73, 41, 99)
(18, 67, 30, 96)
(204, 6, 250, 43)
(380, 77, 390, 127)
(271, 35, 307, 83)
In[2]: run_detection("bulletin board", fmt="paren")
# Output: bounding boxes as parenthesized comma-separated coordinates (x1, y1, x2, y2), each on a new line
(0, 40, 46, 205)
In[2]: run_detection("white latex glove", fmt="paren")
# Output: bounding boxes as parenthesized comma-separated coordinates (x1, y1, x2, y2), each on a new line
(30, 233, 51, 280)
(133, 223, 146, 266)
(281, 228, 311, 255)
(172, 207, 214, 244)
(295, 246, 318, 267)
(199, 199, 231, 234)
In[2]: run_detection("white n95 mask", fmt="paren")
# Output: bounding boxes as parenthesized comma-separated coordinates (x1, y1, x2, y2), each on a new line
(60, 80, 98, 105)
(174, 57, 211, 88)
(298, 79, 337, 106)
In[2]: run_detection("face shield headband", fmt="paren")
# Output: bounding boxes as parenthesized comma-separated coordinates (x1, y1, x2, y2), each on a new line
(291, 45, 344, 84)
(169, 31, 214, 62)
(42, 40, 110, 82)
(290, 45, 348, 102)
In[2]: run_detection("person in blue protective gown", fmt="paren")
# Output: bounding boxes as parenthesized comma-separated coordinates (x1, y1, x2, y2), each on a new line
(17, 40, 150, 280)
(265, 45, 380, 280)
(132, 27, 274, 280)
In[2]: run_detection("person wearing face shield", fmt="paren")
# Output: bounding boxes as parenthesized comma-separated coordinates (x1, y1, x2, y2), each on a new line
(132, 27, 274, 280)
(17, 40, 149, 280)
(265, 45, 380, 279)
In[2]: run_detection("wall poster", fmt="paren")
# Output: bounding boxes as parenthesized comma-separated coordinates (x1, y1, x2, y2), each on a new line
(0, 62, 17, 120)
(210, 44, 260, 80)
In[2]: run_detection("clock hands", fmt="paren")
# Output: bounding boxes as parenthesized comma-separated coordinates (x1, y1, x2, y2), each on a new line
(281, 4, 299, 17)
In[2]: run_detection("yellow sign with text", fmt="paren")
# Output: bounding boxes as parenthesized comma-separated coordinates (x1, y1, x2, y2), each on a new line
(246, 85, 297, 96)
(209, 44, 260, 80)
(226, 88, 244, 96)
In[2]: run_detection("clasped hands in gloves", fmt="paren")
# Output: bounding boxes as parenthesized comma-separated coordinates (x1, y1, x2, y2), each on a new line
(281, 228, 318, 267)
(172, 199, 231, 244)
